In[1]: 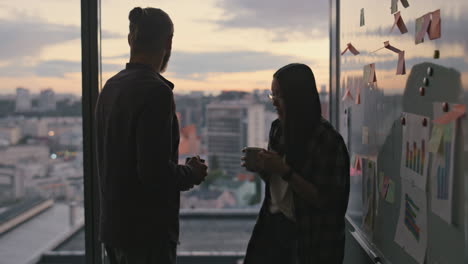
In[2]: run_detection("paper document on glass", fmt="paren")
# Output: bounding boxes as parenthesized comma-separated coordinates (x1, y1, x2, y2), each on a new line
(360, 8, 365, 27)
(391, 0, 398, 14)
(430, 102, 457, 224)
(363, 63, 377, 83)
(429, 9, 441, 40)
(395, 179, 428, 264)
(400, 113, 430, 189)
(397, 51, 406, 75)
(384, 41, 402, 53)
(400, 0, 410, 8)
(390, 11, 408, 34)
(341, 43, 360, 56)
(432, 104, 465, 125)
(385, 179, 395, 203)
(362, 159, 376, 235)
(415, 14, 431, 44)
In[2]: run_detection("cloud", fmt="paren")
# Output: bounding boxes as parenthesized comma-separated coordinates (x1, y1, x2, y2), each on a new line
(0, 16, 122, 60)
(168, 50, 313, 79)
(5, 50, 311, 80)
(0, 60, 122, 78)
(213, 0, 328, 40)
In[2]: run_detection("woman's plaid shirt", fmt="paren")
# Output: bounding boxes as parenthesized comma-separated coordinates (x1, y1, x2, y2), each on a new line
(264, 118, 350, 264)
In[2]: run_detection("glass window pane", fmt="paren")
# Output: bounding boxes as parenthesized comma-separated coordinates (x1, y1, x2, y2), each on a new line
(99, 0, 329, 261)
(0, 1, 84, 263)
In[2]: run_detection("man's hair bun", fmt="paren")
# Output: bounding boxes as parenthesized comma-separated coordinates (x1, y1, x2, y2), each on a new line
(129, 7, 144, 24)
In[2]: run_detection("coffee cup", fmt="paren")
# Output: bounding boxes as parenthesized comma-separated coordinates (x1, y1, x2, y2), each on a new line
(243, 147, 264, 172)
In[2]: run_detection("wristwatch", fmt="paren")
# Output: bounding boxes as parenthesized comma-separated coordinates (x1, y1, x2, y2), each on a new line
(281, 167, 294, 182)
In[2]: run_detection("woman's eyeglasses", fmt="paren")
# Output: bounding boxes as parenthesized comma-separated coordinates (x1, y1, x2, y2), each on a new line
(268, 93, 282, 102)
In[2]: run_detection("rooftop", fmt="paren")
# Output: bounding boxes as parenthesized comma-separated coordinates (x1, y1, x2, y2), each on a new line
(0, 202, 84, 264)
(39, 209, 258, 264)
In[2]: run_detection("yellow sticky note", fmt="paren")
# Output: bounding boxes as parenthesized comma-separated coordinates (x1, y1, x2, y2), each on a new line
(362, 126, 369, 145)
(428, 125, 443, 153)
(385, 180, 395, 204)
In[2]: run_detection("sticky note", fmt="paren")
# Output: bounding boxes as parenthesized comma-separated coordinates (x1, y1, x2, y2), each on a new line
(397, 51, 406, 75)
(400, 0, 410, 8)
(428, 125, 444, 153)
(378, 172, 384, 195)
(369, 63, 377, 83)
(355, 87, 361, 105)
(360, 8, 365, 27)
(341, 43, 360, 56)
(380, 173, 391, 199)
(429, 9, 441, 40)
(363, 65, 370, 83)
(385, 179, 395, 203)
(355, 156, 362, 171)
(384, 41, 402, 53)
(341, 88, 354, 102)
(433, 104, 466, 125)
(415, 13, 431, 44)
(363, 64, 377, 83)
(391, 0, 398, 14)
(390, 11, 408, 34)
(362, 126, 369, 145)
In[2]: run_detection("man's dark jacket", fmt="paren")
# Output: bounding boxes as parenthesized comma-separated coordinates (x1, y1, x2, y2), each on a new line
(95, 63, 195, 249)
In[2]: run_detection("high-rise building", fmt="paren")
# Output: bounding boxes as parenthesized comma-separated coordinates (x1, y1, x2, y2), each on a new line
(39, 89, 56, 112)
(0, 165, 25, 200)
(206, 99, 265, 177)
(319, 84, 329, 120)
(15, 88, 32, 112)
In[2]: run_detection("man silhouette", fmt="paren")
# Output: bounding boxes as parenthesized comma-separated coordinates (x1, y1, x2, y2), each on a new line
(95, 7, 208, 264)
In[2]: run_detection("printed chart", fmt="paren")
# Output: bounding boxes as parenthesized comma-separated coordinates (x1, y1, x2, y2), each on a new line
(430, 103, 457, 223)
(395, 179, 427, 264)
(404, 194, 421, 241)
(404, 139, 426, 176)
(400, 113, 430, 189)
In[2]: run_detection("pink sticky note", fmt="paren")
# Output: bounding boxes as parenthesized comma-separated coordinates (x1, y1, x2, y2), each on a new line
(348, 43, 360, 55)
(340, 46, 349, 56)
(341, 43, 360, 56)
(355, 156, 362, 171)
(381, 176, 390, 198)
(416, 13, 431, 44)
(397, 51, 406, 75)
(433, 104, 466, 124)
(355, 87, 361, 105)
(390, 12, 408, 34)
(368, 63, 377, 83)
(429, 9, 441, 40)
(384, 41, 402, 53)
(341, 88, 354, 102)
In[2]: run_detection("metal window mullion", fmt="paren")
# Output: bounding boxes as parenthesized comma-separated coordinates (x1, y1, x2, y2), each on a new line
(81, 0, 101, 263)
(329, 0, 340, 129)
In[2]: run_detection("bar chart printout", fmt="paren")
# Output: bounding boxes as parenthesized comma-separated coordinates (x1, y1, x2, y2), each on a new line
(405, 139, 426, 175)
(400, 113, 430, 190)
(395, 179, 428, 264)
(404, 194, 420, 241)
(430, 103, 457, 224)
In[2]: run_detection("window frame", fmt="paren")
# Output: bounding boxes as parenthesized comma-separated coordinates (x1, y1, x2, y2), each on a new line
(81, 0, 102, 263)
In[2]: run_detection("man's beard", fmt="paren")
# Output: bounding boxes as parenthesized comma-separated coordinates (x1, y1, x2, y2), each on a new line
(160, 51, 171, 73)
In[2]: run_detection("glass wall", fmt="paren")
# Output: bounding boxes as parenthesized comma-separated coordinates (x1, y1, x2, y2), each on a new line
(0, 1, 84, 263)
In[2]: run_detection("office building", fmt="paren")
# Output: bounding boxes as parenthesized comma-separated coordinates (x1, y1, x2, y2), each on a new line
(206, 99, 265, 177)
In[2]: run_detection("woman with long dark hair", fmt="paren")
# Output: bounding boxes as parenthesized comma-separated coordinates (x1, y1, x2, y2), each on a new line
(242, 63, 350, 264)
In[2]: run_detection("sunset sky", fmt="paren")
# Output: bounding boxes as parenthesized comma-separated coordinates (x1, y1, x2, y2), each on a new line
(0, 0, 330, 95)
